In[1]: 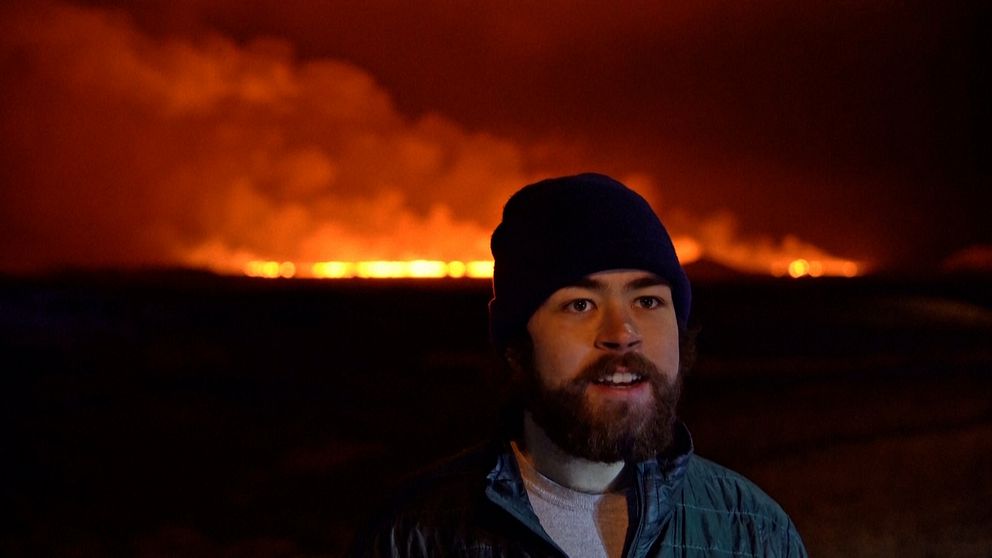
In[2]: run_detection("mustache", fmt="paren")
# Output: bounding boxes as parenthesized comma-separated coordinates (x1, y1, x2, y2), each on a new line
(574, 352, 662, 384)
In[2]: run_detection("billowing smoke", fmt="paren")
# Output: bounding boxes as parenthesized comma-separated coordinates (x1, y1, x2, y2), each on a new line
(0, 2, 537, 273)
(0, 1, 861, 277)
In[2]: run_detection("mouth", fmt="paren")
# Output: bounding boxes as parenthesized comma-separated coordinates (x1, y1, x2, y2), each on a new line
(592, 370, 647, 388)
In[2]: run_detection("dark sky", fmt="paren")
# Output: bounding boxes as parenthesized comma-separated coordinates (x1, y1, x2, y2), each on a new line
(1, 0, 987, 274)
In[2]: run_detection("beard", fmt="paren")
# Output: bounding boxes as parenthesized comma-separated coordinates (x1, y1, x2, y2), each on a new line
(524, 351, 681, 463)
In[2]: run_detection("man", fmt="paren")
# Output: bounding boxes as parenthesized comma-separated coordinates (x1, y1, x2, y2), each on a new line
(351, 173, 806, 557)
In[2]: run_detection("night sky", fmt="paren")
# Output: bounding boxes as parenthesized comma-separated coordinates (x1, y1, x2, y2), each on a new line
(1, 0, 987, 275)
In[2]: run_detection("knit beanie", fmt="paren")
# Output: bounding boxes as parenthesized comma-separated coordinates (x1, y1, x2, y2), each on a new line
(489, 173, 691, 351)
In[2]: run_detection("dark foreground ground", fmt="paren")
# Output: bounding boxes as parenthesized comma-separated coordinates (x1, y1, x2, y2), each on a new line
(2, 271, 990, 557)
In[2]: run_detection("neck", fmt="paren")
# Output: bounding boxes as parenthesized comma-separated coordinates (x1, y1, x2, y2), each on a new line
(518, 412, 626, 494)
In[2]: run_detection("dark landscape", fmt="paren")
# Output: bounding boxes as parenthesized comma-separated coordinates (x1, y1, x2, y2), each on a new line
(3, 270, 990, 557)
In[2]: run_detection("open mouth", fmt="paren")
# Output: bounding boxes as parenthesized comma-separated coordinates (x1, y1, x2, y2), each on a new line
(592, 371, 646, 387)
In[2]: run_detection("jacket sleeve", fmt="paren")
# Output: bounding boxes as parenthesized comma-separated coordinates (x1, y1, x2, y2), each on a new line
(782, 518, 809, 558)
(347, 515, 433, 558)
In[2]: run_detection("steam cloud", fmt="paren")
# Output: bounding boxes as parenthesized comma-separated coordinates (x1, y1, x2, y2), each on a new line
(1, 2, 537, 272)
(0, 1, 858, 276)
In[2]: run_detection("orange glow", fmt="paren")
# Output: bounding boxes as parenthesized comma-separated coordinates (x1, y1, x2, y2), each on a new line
(205, 206, 864, 282)
(673, 236, 703, 265)
(243, 254, 864, 280)
(0, 3, 896, 281)
(447, 261, 467, 278)
(311, 261, 355, 278)
(254, 260, 496, 279)
(788, 259, 810, 278)
(244, 260, 297, 278)
(773, 258, 861, 279)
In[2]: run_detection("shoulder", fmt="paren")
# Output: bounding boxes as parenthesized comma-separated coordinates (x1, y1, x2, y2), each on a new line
(347, 443, 517, 557)
(683, 455, 788, 519)
(671, 455, 806, 557)
(375, 442, 499, 524)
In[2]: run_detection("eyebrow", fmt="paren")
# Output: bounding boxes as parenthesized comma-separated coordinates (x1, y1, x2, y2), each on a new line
(567, 274, 669, 292)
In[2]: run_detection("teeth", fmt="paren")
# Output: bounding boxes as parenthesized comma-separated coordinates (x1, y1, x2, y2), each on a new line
(597, 372, 642, 385)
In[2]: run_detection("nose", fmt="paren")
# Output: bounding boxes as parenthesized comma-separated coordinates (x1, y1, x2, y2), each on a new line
(594, 305, 642, 353)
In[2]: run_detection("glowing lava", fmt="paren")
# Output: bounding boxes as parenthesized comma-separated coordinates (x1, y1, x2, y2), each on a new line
(234, 220, 863, 281)
(778, 258, 859, 279)
(245, 260, 495, 279)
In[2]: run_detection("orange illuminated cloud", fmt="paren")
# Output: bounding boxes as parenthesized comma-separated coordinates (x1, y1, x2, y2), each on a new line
(0, 1, 540, 274)
(0, 1, 867, 279)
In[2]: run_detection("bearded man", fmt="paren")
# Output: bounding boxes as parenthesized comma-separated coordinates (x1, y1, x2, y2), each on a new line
(351, 174, 806, 557)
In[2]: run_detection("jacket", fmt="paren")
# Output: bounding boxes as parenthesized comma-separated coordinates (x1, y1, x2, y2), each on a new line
(351, 423, 806, 557)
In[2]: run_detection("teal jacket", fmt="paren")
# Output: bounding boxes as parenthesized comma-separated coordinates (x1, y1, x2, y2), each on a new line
(352, 424, 807, 557)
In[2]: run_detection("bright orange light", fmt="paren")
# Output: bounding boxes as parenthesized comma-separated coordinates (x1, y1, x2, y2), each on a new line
(312, 261, 356, 278)
(244, 260, 297, 278)
(775, 258, 862, 279)
(808, 260, 824, 277)
(239, 224, 868, 283)
(248, 256, 866, 280)
(408, 260, 449, 278)
(673, 236, 703, 264)
(447, 260, 467, 278)
(465, 260, 494, 278)
(258, 260, 496, 279)
(788, 259, 810, 278)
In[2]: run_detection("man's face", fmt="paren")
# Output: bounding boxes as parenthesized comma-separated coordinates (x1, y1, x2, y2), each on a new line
(521, 269, 682, 462)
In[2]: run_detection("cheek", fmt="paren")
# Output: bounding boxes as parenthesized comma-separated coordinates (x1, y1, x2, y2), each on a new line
(644, 324, 681, 377)
(529, 332, 591, 389)
(527, 311, 590, 388)
(531, 341, 573, 389)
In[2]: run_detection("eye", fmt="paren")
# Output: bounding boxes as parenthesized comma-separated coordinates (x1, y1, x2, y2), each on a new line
(563, 298, 595, 313)
(634, 296, 664, 310)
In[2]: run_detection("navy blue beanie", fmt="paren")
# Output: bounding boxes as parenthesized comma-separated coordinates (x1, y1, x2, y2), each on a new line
(489, 173, 691, 351)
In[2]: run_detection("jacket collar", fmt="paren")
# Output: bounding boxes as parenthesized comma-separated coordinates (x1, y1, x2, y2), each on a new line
(483, 421, 694, 555)
(627, 422, 694, 555)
